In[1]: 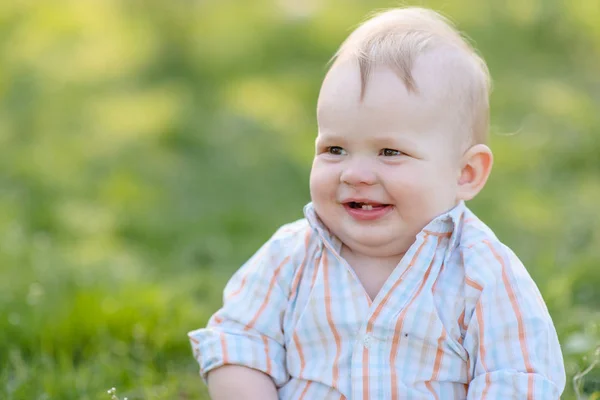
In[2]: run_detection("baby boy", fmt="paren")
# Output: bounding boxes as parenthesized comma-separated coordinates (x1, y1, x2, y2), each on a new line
(189, 7, 566, 399)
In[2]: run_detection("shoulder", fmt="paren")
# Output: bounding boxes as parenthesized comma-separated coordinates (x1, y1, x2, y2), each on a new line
(224, 218, 317, 298)
(267, 218, 314, 253)
(457, 210, 547, 311)
(250, 217, 318, 278)
(272, 218, 311, 240)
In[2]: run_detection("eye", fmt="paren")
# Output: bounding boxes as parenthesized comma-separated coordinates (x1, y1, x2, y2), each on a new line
(380, 148, 403, 157)
(326, 146, 346, 155)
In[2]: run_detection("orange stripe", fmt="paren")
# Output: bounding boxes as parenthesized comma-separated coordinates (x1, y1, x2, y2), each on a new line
(323, 251, 341, 388)
(465, 276, 483, 292)
(219, 333, 229, 364)
(466, 356, 471, 381)
(423, 230, 452, 237)
(212, 315, 224, 325)
(362, 346, 369, 399)
(244, 256, 290, 331)
(293, 332, 306, 375)
(228, 274, 248, 299)
(262, 336, 271, 375)
(290, 229, 311, 299)
(425, 381, 440, 400)
(432, 263, 444, 293)
(228, 246, 271, 299)
(367, 235, 430, 333)
(189, 336, 199, 344)
(298, 381, 311, 400)
(457, 309, 466, 345)
(390, 245, 438, 400)
(311, 252, 321, 288)
(425, 327, 447, 399)
(339, 394, 346, 400)
(431, 329, 447, 379)
(483, 374, 491, 398)
(458, 309, 466, 331)
(484, 241, 535, 394)
(475, 302, 490, 398)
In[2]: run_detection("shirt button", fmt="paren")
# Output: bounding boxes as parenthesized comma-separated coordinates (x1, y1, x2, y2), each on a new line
(363, 334, 371, 348)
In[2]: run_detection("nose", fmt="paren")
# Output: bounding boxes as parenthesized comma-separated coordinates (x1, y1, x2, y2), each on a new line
(340, 157, 377, 186)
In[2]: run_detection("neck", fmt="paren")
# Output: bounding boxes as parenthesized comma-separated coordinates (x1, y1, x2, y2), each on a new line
(341, 244, 405, 271)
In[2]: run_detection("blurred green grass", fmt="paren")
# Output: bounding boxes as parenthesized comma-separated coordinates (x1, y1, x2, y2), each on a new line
(0, 0, 599, 398)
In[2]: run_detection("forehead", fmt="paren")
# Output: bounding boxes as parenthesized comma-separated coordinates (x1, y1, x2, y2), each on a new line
(317, 47, 470, 145)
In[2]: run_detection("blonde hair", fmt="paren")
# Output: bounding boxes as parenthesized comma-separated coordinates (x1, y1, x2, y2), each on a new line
(330, 7, 491, 144)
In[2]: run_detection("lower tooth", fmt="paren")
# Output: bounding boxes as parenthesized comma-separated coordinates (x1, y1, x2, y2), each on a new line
(362, 205, 373, 210)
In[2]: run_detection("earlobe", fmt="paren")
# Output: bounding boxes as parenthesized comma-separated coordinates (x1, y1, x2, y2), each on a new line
(457, 144, 493, 201)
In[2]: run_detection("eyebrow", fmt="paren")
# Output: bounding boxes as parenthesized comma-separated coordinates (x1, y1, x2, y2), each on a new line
(316, 132, 346, 143)
(317, 131, 420, 149)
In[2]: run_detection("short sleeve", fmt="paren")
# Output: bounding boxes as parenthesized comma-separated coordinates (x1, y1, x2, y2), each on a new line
(188, 221, 307, 387)
(462, 240, 566, 399)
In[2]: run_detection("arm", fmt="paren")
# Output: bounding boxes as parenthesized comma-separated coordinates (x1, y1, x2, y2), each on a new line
(463, 241, 566, 399)
(207, 365, 278, 400)
(189, 224, 307, 396)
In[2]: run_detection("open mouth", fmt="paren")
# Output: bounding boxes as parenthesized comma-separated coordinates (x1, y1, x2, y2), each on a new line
(343, 201, 393, 221)
(346, 201, 390, 210)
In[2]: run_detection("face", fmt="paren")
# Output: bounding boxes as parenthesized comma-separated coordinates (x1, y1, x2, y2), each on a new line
(310, 55, 465, 258)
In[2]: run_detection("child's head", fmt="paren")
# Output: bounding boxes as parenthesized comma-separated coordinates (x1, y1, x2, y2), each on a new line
(310, 7, 494, 258)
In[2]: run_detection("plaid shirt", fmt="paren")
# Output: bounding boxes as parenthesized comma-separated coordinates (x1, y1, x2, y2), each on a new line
(188, 202, 565, 399)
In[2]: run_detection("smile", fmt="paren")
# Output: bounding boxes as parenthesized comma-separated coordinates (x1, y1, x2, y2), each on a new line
(343, 201, 393, 221)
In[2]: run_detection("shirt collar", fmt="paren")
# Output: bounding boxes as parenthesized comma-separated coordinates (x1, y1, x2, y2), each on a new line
(303, 202, 342, 251)
(303, 201, 466, 252)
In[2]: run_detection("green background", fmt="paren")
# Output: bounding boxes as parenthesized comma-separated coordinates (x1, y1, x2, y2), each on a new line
(1, 0, 599, 399)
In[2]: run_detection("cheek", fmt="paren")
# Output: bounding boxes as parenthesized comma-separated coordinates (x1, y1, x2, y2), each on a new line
(386, 165, 449, 204)
(309, 162, 338, 200)
(386, 165, 429, 192)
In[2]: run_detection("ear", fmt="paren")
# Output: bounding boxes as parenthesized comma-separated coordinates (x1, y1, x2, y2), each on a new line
(457, 144, 493, 201)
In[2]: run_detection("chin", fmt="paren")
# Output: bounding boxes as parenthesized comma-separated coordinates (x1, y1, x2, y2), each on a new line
(344, 232, 395, 249)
